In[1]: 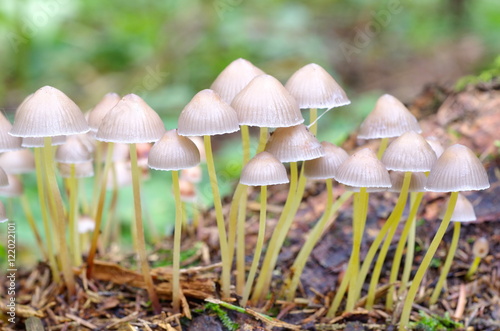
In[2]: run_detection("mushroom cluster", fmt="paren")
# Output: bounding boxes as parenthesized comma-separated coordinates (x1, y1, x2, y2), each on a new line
(2, 59, 490, 330)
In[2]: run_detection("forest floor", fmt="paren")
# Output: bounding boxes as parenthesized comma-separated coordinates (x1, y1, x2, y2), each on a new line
(1, 81, 500, 331)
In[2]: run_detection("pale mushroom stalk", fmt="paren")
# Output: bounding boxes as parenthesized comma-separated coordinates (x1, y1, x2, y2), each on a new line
(328, 187, 369, 317)
(130, 143, 161, 314)
(466, 238, 488, 280)
(43, 137, 75, 295)
(236, 189, 247, 295)
(430, 221, 461, 304)
(387, 191, 424, 309)
(86, 143, 114, 278)
(251, 161, 298, 303)
(256, 127, 268, 154)
(171, 170, 183, 312)
(241, 184, 267, 306)
(34, 147, 60, 282)
(204, 135, 231, 298)
(68, 164, 82, 265)
(20, 192, 47, 260)
(92, 141, 103, 212)
(285, 185, 353, 301)
(399, 191, 458, 329)
(102, 164, 119, 249)
(364, 171, 412, 310)
(377, 137, 389, 159)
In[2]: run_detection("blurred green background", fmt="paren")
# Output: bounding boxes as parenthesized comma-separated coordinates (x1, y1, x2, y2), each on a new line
(1, 0, 499, 263)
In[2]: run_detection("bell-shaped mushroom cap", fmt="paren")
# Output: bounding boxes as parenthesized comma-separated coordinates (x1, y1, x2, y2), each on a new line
(88, 93, 121, 132)
(58, 161, 94, 178)
(9, 86, 89, 137)
(0, 167, 9, 187)
(0, 150, 35, 174)
(148, 129, 201, 171)
(56, 136, 93, 164)
(336, 148, 392, 188)
(425, 144, 490, 192)
(231, 74, 304, 128)
(0, 174, 23, 197)
(177, 89, 240, 137)
(0, 200, 7, 223)
(472, 237, 489, 258)
(304, 141, 349, 180)
(389, 171, 427, 192)
(22, 135, 66, 148)
(96, 94, 165, 143)
(187, 136, 206, 163)
(285, 63, 350, 109)
(358, 94, 421, 139)
(382, 131, 437, 172)
(0, 112, 22, 152)
(210, 58, 265, 104)
(440, 193, 476, 223)
(426, 137, 445, 158)
(265, 124, 324, 163)
(240, 151, 289, 186)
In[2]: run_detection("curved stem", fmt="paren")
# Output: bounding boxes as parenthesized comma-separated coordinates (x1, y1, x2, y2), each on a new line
(285, 179, 335, 301)
(377, 138, 389, 159)
(345, 188, 369, 311)
(388, 192, 424, 309)
(204, 135, 231, 299)
(309, 108, 318, 136)
(466, 257, 481, 280)
(399, 191, 459, 330)
(92, 141, 103, 213)
(130, 143, 161, 314)
(241, 185, 267, 306)
(251, 161, 298, 303)
(236, 187, 248, 295)
(256, 127, 268, 154)
(68, 164, 82, 266)
(430, 221, 461, 305)
(365, 172, 412, 309)
(87, 143, 114, 278)
(43, 137, 75, 296)
(172, 170, 183, 312)
(227, 183, 246, 266)
(20, 193, 47, 260)
(241, 125, 250, 165)
(34, 148, 60, 282)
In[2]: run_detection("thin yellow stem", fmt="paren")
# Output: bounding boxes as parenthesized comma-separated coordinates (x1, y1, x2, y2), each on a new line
(256, 127, 268, 154)
(204, 135, 231, 299)
(365, 172, 412, 309)
(102, 162, 119, 249)
(285, 179, 335, 301)
(20, 193, 47, 260)
(43, 137, 75, 296)
(236, 185, 248, 295)
(92, 141, 103, 212)
(130, 143, 161, 314)
(241, 125, 250, 164)
(172, 170, 183, 312)
(399, 191, 459, 330)
(388, 192, 424, 309)
(377, 138, 389, 159)
(241, 185, 267, 306)
(68, 164, 82, 266)
(252, 161, 298, 303)
(227, 183, 246, 266)
(309, 108, 318, 136)
(430, 221, 461, 304)
(34, 148, 60, 282)
(466, 257, 482, 280)
(87, 143, 114, 278)
(345, 188, 369, 311)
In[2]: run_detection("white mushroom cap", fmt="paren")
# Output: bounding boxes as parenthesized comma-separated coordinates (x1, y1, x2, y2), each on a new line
(285, 63, 350, 109)
(265, 125, 324, 163)
(425, 144, 490, 192)
(304, 141, 349, 180)
(335, 148, 391, 188)
(240, 151, 289, 186)
(148, 129, 201, 171)
(440, 193, 477, 222)
(381, 131, 437, 172)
